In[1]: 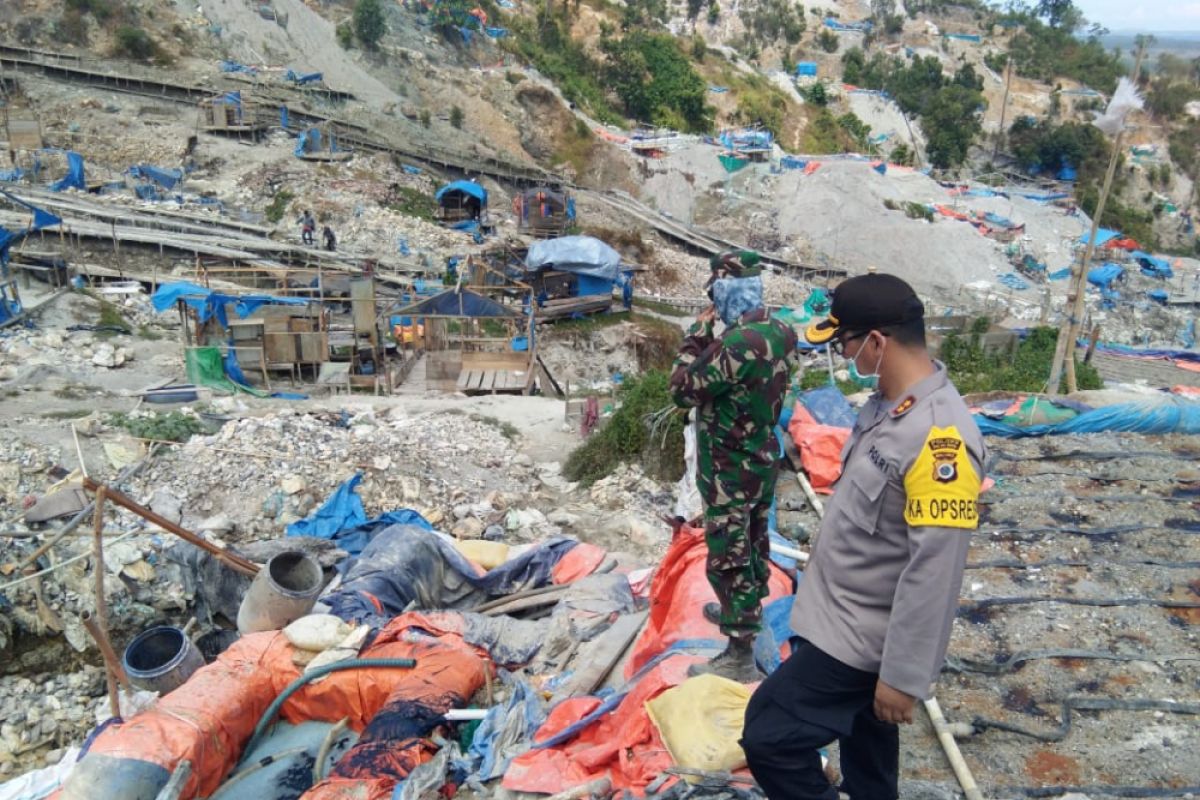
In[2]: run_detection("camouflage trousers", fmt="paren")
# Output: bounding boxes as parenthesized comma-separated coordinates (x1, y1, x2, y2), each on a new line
(702, 466, 777, 641)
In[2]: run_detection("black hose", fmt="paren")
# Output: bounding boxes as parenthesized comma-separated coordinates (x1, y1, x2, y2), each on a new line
(972, 697, 1200, 742)
(944, 649, 1200, 675)
(968, 558, 1200, 569)
(1020, 785, 1200, 797)
(959, 596, 1200, 616)
(991, 449, 1190, 463)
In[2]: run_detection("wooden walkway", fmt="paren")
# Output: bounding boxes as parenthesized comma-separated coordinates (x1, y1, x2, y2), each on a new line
(456, 368, 528, 394)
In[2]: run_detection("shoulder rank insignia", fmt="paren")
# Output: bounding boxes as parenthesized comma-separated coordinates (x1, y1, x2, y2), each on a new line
(892, 395, 916, 417)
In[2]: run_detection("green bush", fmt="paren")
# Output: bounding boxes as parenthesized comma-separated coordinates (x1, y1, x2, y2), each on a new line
(740, 0, 806, 46)
(450, 105, 465, 129)
(108, 412, 204, 443)
(941, 324, 1102, 394)
(112, 26, 157, 61)
(336, 21, 354, 49)
(799, 81, 829, 106)
(817, 29, 839, 52)
(563, 370, 686, 484)
(353, 0, 387, 49)
(53, 11, 89, 46)
(385, 186, 437, 221)
(66, 0, 114, 20)
(602, 31, 713, 132)
(505, 70, 525, 84)
(837, 111, 870, 149)
(1003, 14, 1123, 94)
(707, 2, 720, 24)
(265, 189, 294, 223)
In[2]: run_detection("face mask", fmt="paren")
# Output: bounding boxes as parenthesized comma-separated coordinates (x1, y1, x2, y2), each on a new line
(849, 334, 885, 389)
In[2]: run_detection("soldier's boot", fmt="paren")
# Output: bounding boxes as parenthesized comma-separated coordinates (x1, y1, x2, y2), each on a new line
(702, 602, 722, 626)
(687, 636, 763, 682)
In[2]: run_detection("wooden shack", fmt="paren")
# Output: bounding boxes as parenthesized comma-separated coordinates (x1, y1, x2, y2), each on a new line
(435, 180, 488, 225)
(391, 286, 544, 395)
(516, 187, 573, 237)
(198, 91, 267, 140)
(1, 103, 43, 155)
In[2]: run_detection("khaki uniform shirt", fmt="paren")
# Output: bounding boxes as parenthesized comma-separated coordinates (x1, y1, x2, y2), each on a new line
(790, 363, 986, 699)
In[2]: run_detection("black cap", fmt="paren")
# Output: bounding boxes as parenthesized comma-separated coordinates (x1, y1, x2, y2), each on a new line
(805, 273, 924, 345)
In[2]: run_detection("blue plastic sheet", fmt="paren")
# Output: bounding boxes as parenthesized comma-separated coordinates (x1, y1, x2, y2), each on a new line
(1148, 289, 1169, 304)
(525, 236, 621, 282)
(1048, 268, 1071, 281)
(1080, 228, 1121, 246)
(468, 676, 545, 780)
(151, 281, 309, 326)
(286, 69, 323, 85)
(1132, 250, 1173, 279)
(49, 151, 86, 192)
(798, 385, 857, 428)
(220, 60, 258, 74)
(975, 398, 1200, 438)
(1087, 263, 1125, 288)
(436, 180, 487, 204)
(324, 524, 578, 623)
(795, 62, 818, 76)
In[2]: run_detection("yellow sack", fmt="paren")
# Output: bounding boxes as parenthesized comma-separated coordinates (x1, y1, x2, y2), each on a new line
(455, 539, 511, 570)
(645, 673, 752, 776)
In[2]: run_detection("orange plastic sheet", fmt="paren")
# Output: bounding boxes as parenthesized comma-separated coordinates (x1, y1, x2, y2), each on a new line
(553, 542, 608, 584)
(56, 617, 486, 800)
(504, 527, 793, 797)
(787, 404, 851, 493)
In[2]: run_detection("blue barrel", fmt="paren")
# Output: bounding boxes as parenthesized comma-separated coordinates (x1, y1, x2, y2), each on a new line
(123, 626, 205, 695)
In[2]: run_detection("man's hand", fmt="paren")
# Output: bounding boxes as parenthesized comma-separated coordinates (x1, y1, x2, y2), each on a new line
(696, 305, 717, 324)
(873, 679, 915, 724)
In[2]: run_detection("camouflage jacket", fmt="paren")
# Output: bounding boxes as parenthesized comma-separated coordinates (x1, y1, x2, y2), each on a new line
(670, 308, 797, 478)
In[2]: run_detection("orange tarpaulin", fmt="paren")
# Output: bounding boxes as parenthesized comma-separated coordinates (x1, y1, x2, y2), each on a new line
(787, 403, 851, 493)
(504, 527, 793, 797)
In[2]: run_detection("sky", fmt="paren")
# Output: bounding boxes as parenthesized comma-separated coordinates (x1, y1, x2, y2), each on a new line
(1072, 0, 1200, 33)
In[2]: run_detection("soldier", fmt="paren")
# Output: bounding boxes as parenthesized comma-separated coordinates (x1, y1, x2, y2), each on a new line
(740, 273, 986, 800)
(669, 252, 797, 682)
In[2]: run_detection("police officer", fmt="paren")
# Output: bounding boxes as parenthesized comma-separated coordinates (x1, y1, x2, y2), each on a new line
(740, 273, 986, 800)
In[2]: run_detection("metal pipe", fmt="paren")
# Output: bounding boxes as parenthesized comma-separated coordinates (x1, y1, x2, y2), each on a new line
(82, 478, 259, 576)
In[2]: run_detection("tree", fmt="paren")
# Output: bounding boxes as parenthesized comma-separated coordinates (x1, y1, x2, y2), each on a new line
(353, 0, 386, 49)
(817, 29, 839, 53)
(924, 85, 984, 168)
(1035, 0, 1081, 30)
(450, 105, 465, 129)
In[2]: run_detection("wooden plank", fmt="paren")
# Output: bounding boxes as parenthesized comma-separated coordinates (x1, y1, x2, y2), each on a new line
(550, 611, 647, 704)
(456, 370, 473, 391)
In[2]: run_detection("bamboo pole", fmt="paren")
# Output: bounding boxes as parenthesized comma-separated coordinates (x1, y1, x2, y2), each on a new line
(923, 696, 984, 800)
(1048, 43, 1146, 394)
(89, 487, 121, 718)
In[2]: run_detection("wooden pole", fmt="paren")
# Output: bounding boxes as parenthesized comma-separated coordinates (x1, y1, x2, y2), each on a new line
(89, 487, 121, 718)
(1048, 43, 1146, 395)
(992, 55, 1013, 162)
(924, 696, 985, 800)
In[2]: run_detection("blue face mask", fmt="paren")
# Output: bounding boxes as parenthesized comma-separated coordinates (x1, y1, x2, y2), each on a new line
(849, 335, 885, 389)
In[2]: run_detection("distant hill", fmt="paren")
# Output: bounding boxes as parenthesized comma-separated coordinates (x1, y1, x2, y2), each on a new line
(1099, 31, 1200, 61)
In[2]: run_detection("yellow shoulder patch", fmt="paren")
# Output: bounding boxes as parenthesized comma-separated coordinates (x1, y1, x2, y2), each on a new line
(903, 425, 980, 529)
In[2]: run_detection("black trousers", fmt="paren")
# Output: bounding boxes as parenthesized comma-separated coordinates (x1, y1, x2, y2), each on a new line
(741, 638, 899, 800)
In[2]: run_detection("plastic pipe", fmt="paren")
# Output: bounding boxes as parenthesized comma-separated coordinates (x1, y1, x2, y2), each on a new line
(241, 657, 417, 759)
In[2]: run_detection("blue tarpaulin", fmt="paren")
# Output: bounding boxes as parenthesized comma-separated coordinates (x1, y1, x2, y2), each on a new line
(0, 168, 24, 182)
(1148, 289, 1169, 304)
(1048, 267, 1072, 280)
(48, 151, 86, 192)
(436, 180, 488, 205)
(280, 106, 289, 130)
(1081, 228, 1121, 246)
(780, 156, 809, 170)
(285, 69, 323, 85)
(999, 273, 1030, 290)
(1132, 250, 1173, 279)
(151, 281, 309, 327)
(1057, 164, 1077, 181)
(576, 273, 613, 296)
(0, 193, 61, 322)
(1087, 263, 1125, 289)
(394, 288, 521, 318)
(526, 235, 621, 282)
(944, 32, 982, 42)
(128, 165, 183, 190)
(976, 398, 1200, 438)
(798, 385, 857, 428)
(220, 60, 257, 74)
(484, 26, 508, 37)
(325, 524, 579, 621)
(795, 62, 818, 76)
(284, 473, 434, 550)
(872, 161, 887, 175)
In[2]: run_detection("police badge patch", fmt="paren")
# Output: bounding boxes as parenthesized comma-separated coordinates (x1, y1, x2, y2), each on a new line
(904, 426, 980, 530)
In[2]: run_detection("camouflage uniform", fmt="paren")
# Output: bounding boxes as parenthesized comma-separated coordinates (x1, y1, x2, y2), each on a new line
(670, 307, 797, 640)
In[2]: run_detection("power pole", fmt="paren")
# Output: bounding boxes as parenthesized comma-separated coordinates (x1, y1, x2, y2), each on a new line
(992, 55, 1013, 162)
(1047, 41, 1147, 395)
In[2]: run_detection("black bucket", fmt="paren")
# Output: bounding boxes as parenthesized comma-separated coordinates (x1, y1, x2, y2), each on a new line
(122, 626, 205, 695)
(196, 628, 241, 663)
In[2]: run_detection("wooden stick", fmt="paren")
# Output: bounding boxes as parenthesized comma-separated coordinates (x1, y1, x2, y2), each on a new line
(544, 777, 611, 800)
(795, 471, 825, 520)
(81, 478, 259, 576)
(481, 589, 569, 617)
(923, 696, 985, 800)
(81, 610, 131, 692)
(470, 583, 569, 613)
(154, 760, 193, 800)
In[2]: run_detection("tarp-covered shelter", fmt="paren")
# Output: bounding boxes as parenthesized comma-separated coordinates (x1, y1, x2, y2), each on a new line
(0, 191, 62, 324)
(795, 62, 818, 77)
(435, 180, 487, 224)
(515, 187, 574, 237)
(198, 91, 267, 138)
(392, 286, 539, 395)
(1132, 250, 1173, 279)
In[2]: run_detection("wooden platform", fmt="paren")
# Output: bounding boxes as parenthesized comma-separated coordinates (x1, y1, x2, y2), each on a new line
(456, 368, 529, 393)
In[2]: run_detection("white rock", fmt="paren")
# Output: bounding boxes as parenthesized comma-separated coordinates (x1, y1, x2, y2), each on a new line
(281, 475, 307, 495)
